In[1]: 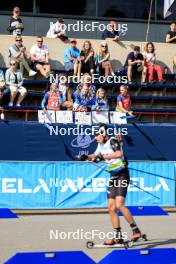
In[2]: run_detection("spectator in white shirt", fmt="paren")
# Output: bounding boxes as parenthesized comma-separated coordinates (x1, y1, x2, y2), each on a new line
(30, 36, 51, 78)
(46, 18, 68, 42)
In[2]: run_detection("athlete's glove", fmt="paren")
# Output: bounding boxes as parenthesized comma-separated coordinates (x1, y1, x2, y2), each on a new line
(92, 154, 104, 163)
(75, 154, 88, 161)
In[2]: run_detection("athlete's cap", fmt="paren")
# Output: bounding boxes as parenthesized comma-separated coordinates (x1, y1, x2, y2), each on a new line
(92, 124, 108, 136)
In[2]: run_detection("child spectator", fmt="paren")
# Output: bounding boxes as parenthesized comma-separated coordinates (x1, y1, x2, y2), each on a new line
(102, 21, 119, 42)
(64, 39, 80, 75)
(58, 76, 73, 110)
(7, 7, 24, 36)
(46, 18, 68, 41)
(74, 73, 96, 100)
(30, 36, 51, 78)
(116, 85, 133, 115)
(143, 42, 164, 84)
(41, 82, 63, 111)
(5, 60, 27, 106)
(96, 41, 115, 77)
(124, 46, 144, 84)
(9, 36, 37, 77)
(0, 69, 10, 102)
(77, 41, 95, 78)
(73, 84, 92, 111)
(91, 88, 109, 111)
(166, 22, 176, 43)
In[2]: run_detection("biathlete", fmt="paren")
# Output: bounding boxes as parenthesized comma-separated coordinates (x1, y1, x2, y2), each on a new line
(80, 124, 142, 245)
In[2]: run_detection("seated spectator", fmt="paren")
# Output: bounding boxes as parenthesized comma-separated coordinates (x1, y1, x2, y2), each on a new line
(41, 82, 63, 111)
(143, 42, 164, 84)
(116, 85, 133, 115)
(124, 46, 144, 84)
(58, 76, 73, 110)
(77, 41, 95, 78)
(0, 69, 10, 102)
(74, 73, 96, 100)
(5, 60, 27, 106)
(9, 36, 37, 77)
(102, 21, 119, 42)
(46, 18, 68, 41)
(166, 22, 176, 43)
(7, 6, 24, 36)
(64, 39, 80, 75)
(96, 41, 115, 77)
(30, 36, 51, 78)
(73, 84, 92, 111)
(91, 88, 109, 111)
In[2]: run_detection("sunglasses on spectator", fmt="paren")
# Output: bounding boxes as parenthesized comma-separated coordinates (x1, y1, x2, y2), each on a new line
(37, 40, 43, 43)
(10, 63, 16, 66)
(101, 45, 107, 48)
(16, 39, 22, 42)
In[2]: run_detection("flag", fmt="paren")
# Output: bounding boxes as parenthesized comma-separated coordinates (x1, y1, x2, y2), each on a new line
(164, 0, 175, 18)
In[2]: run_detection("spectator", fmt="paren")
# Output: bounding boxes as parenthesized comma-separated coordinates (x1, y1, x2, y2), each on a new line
(91, 88, 109, 111)
(77, 41, 95, 78)
(143, 42, 164, 84)
(166, 22, 176, 43)
(58, 76, 73, 110)
(7, 6, 24, 36)
(73, 84, 92, 111)
(64, 39, 80, 75)
(0, 69, 10, 102)
(46, 18, 68, 41)
(96, 41, 115, 77)
(116, 85, 133, 115)
(8, 36, 37, 77)
(74, 73, 96, 100)
(102, 20, 119, 42)
(30, 36, 51, 78)
(124, 46, 144, 84)
(5, 60, 27, 106)
(41, 82, 63, 111)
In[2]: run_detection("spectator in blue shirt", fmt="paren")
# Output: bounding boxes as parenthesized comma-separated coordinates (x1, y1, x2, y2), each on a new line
(91, 88, 109, 111)
(64, 39, 80, 76)
(124, 46, 144, 84)
(102, 21, 119, 42)
(74, 73, 96, 100)
(73, 84, 92, 112)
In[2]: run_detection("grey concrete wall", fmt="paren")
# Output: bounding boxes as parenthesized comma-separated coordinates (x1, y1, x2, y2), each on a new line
(0, 14, 169, 42)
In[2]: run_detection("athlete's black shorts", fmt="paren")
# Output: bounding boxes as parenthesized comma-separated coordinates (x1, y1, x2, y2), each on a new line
(107, 168, 130, 199)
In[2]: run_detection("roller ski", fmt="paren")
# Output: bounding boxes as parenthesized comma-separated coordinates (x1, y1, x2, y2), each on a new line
(86, 238, 129, 249)
(128, 228, 148, 247)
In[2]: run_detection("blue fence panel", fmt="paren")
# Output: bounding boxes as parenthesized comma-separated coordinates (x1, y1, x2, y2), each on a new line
(0, 161, 175, 208)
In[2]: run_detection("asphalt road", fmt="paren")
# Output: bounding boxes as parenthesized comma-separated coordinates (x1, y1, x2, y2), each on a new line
(0, 213, 176, 263)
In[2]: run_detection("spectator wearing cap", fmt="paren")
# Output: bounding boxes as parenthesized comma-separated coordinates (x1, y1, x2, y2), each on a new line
(7, 6, 24, 36)
(124, 46, 144, 84)
(30, 36, 51, 78)
(64, 39, 80, 75)
(8, 36, 37, 77)
(102, 21, 119, 42)
(166, 22, 176, 43)
(46, 18, 68, 41)
(5, 60, 27, 107)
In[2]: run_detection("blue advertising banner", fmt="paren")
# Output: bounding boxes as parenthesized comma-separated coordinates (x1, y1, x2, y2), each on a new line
(0, 161, 175, 209)
(0, 122, 176, 161)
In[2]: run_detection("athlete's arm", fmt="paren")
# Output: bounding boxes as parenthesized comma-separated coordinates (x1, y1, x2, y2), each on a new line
(103, 150, 122, 160)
